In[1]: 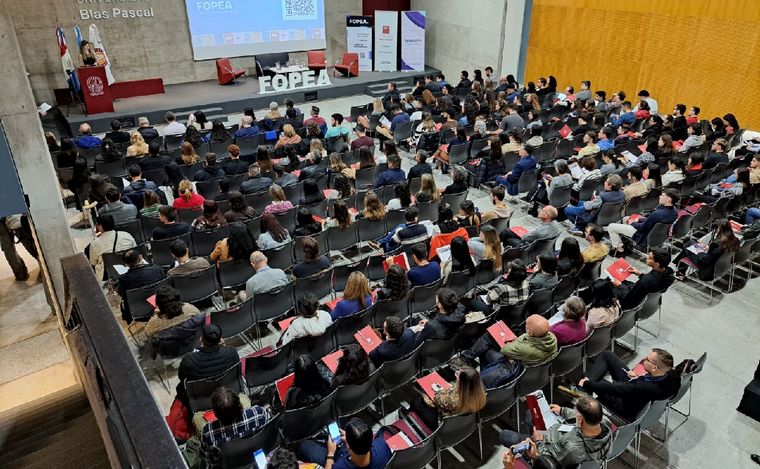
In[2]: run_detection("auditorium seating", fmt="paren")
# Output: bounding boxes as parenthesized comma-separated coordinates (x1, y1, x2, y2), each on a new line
(215, 58, 246, 85)
(334, 52, 359, 78)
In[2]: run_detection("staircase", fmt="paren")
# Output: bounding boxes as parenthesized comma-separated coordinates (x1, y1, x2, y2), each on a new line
(0, 385, 110, 469)
(174, 106, 230, 126)
(365, 77, 416, 98)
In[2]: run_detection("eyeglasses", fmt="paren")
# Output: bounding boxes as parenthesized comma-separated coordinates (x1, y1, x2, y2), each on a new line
(644, 357, 658, 367)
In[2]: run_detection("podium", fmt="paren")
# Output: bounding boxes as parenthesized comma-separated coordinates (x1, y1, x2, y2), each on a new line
(77, 66, 114, 114)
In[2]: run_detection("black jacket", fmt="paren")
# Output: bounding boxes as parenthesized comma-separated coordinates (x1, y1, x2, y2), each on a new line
(105, 130, 131, 144)
(299, 165, 328, 182)
(583, 370, 681, 421)
(118, 264, 165, 322)
(477, 157, 505, 185)
(137, 126, 160, 142)
(152, 314, 205, 356)
(370, 328, 417, 367)
(240, 176, 273, 194)
(414, 304, 466, 345)
(193, 166, 225, 182)
(408, 162, 433, 180)
(702, 152, 728, 170)
(617, 267, 674, 309)
(176, 344, 240, 405)
(139, 154, 174, 172)
(222, 159, 249, 175)
(152, 222, 191, 241)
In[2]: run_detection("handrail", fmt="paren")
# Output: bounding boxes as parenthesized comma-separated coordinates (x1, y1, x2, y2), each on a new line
(61, 253, 186, 468)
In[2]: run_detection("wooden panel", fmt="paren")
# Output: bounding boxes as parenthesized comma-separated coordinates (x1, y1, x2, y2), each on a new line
(525, 0, 760, 129)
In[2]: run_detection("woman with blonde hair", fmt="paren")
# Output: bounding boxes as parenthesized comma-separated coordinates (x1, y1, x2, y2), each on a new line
(415, 173, 441, 203)
(360, 191, 385, 221)
(179, 141, 199, 165)
(329, 152, 355, 179)
(172, 179, 204, 209)
(468, 225, 502, 270)
(126, 131, 149, 157)
(371, 97, 385, 116)
(414, 111, 436, 145)
(264, 184, 294, 214)
(330, 271, 373, 320)
(275, 123, 302, 149)
(413, 365, 486, 429)
(309, 138, 327, 157)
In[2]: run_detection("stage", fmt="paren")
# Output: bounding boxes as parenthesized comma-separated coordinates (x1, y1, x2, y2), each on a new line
(67, 67, 439, 133)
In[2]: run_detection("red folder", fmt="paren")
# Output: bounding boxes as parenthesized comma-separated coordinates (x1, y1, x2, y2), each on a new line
(292, 170, 302, 177)
(627, 214, 643, 224)
(276, 373, 295, 404)
(632, 361, 647, 377)
(146, 294, 157, 308)
(278, 316, 296, 331)
(383, 252, 410, 272)
(202, 409, 217, 422)
(386, 432, 414, 451)
(487, 321, 517, 347)
(312, 215, 324, 224)
(559, 124, 571, 139)
(729, 220, 744, 233)
(354, 325, 382, 353)
(637, 144, 647, 152)
(510, 226, 529, 238)
(323, 189, 333, 198)
(321, 349, 344, 374)
(416, 371, 451, 399)
(685, 202, 704, 214)
(348, 207, 358, 216)
(525, 390, 559, 431)
(607, 258, 634, 282)
(325, 297, 340, 311)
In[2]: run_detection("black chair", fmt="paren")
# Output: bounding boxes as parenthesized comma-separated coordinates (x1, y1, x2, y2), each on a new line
(611, 298, 645, 353)
(252, 283, 295, 324)
(378, 345, 423, 415)
(294, 268, 333, 302)
(274, 207, 298, 235)
(516, 168, 539, 194)
(448, 143, 468, 165)
(418, 335, 458, 373)
(191, 225, 230, 257)
(326, 224, 359, 253)
(548, 184, 572, 208)
(186, 363, 243, 413)
(208, 298, 255, 345)
(596, 201, 624, 226)
(355, 166, 378, 189)
(372, 297, 410, 328)
(552, 274, 578, 305)
(261, 241, 294, 271)
(435, 413, 478, 469)
(357, 217, 386, 243)
(220, 414, 282, 469)
(172, 264, 219, 304)
(583, 324, 614, 372)
(549, 337, 590, 401)
(281, 390, 338, 443)
(333, 307, 373, 347)
(408, 278, 443, 314)
(577, 259, 602, 289)
(477, 371, 523, 458)
(516, 356, 555, 397)
(125, 278, 170, 339)
(445, 269, 475, 298)
(386, 431, 439, 469)
(218, 259, 255, 291)
(179, 162, 203, 179)
(196, 180, 222, 199)
(440, 191, 468, 211)
(525, 288, 554, 317)
(151, 234, 191, 267)
(416, 200, 441, 223)
(95, 159, 126, 178)
(577, 177, 602, 202)
(115, 219, 144, 245)
(140, 215, 163, 241)
(292, 331, 336, 363)
(242, 342, 292, 389)
(335, 368, 381, 417)
(178, 207, 203, 224)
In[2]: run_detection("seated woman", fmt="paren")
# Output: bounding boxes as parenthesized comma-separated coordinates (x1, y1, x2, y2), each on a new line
(661, 156, 686, 187)
(331, 343, 375, 388)
(173, 179, 205, 210)
(278, 293, 332, 346)
(692, 168, 750, 204)
(435, 204, 460, 234)
(257, 147, 276, 180)
(224, 191, 256, 223)
(474, 138, 506, 186)
(257, 213, 291, 250)
(293, 236, 330, 279)
(357, 191, 385, 222)
(433, 126, 468, 171)
(126, 131, 149, 157)
(386, 181, 412, 211)
(456, 200, 481, 236)
(555, 237, 584, 276)
(358, 146, 376, 169)
(192, 200, 227, 230)
(584, 279, 621, 332)
(599, 149, 623, 176)
(324, 199, 354, 230)
(144, 285, 203, 342)
(549, 296, 588, 346)
(178, 141, 200, 165)
(571, 156, 601, 193)
(211, 222, 258, 264)
(440, 236, 475, 283)
(529, 254, 559, 291)
(376, 264, 410, 302)
(275, 123, 302, 150)
(674, 218, 740, 281)
(298, 178, 325, 206)
(529, 159, 574, 216)
(415, 174, 441, 204)
(410, 365, 486, 430)
(140, 190, 162, 219)
(326, 174, 354, 200)
(264, 184, 294, 215)
(331, 272, 373, 320)
(294, 207, 322, 237)
(468, 225, 502, 270)
(479, 259, 530, 311)
(284, 354, 332, 410)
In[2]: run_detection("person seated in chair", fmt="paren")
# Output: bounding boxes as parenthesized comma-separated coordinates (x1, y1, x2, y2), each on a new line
(167, 239, 210, 278)
(407, 149, 433, 180)
(412, 288, 466, 345)
(606, 247, 675, 310)
(221, 145, 249, 175)
(500, 205, 562, 247)
(581, 223, 609, 263)
(240, 164, 273, 195)
(123, 165, 159, 195)
(375, 104, 410, 141)
(193, 153, 225, 182)
(375, 154, 406, 188)
(606, 188, 679, 255)
(673, 218, 739, 282)
(369, 316, 417, 367)
(579, 348, 680, 422)
(143, 285, 203, 341)
(117, 249, 165, 323)
(278, 293, 332, 346)
(303, 105, 326, 127)
(233, 115, 259, 140)
(99, 185, 138, 225)
(74, 122, 102, 149)
(88, 214, 137, 281)
(565, 174, 625, 233)
(394, 242, 440, 287)
(528, 254, 559, 291)
(481, 186, 511, 223)
(152, 205, 191, 241)
(298, 417, 392, 469)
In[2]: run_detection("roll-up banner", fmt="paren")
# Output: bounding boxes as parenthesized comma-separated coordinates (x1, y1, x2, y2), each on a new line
(400, 11, 426, 71)
(374, 10, 398, 72)
(346, 16, 373, 72)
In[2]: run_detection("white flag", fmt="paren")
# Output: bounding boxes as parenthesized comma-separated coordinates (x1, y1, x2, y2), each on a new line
(88, 23, 115, 85)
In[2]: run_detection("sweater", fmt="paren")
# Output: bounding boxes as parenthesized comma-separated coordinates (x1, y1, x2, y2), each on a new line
(500, 332, 557, 365)
(279, 310, 332, 345)
(549, 319, 587, 346)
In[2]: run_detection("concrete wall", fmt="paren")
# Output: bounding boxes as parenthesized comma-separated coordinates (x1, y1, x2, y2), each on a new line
(7, 0, 361, 103)
(410, 0, 527, 82)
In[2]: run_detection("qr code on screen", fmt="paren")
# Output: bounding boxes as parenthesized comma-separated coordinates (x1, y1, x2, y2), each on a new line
(283, 0, 318, 20)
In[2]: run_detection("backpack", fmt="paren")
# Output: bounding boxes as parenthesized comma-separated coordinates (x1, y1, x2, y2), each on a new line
(480, 358, 523, 389)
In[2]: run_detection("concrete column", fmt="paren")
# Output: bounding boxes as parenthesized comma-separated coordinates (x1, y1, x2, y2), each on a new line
(500, 0, 530, 80)
(0, 11, 76, 310)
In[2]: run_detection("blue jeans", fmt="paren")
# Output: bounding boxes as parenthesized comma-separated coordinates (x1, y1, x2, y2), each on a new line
(564, 203, 587, 228)
(298, 440, 347, 467)
(747, 207, 760, 225)
(495, 176, 519, 196)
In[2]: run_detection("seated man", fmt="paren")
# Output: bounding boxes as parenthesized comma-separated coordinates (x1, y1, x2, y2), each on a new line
(375, 104, 411, 141)
(303, 105, 326, 127)
(152, 205, 191, 241)
(375, 154, 406, 188)
(137, 116, 160, 142)
(243, 251, 290, 300)
(403, 243, 440, 287)
(168, 239, 211, 278)
(407, 150, 433, 180)
(274, 164, 298, 188)
(122, 165, 159, 195)
(198, 387, 271, 469)
(105, 119, 131, 144)
(481, 186, 511, 223)
(298, 151, 328, 182)
(581, 224, 609, 263)
(622, 166, 649, 203)
(496, 146, 537, 196)
(579, 348, 681, 422)
(500, 395, 612, 468)
(391, 206, 429, 246)
(240, 164, 274, 194)
(117, 249, 165, 323)
(298, 417, 391, 469)
(163, 111, 187, 137)
(177, 324, 240, 408)
(351, 124, 374, 150)
(610, 247, 674, 310)
(325, 113, 351, 140)
(99, 186, 138, 225)
(233, 115, 259, 140)
(606, 188, 679, 254)
(221, 145, 249, 175)
(457, 314, 558, 369)
(88, 214, 137, 281)
(74, 122, 102, 149)
(412, 288, 466, 345)
(500, 205, 562, 247)
(565, 174, 625, 233)
(369, 316, 417, 367)
(193, 153, 226, 182)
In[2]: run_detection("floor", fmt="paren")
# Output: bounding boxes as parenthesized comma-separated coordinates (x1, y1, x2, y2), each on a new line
(1, 92, 759, 468)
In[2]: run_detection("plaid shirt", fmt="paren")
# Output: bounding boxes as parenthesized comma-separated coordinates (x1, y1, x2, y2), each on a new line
(486, 279, 530, 306)
(200, 406, 271, 469)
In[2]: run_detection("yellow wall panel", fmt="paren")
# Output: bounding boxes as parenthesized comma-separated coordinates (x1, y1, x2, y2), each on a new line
(525, 0, 760, 129)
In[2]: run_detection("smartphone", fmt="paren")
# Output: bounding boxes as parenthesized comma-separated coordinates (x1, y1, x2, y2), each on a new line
(328, 421, 342, 444)
(511, 442, 531, 455)
(253, 449, 267, 469)
(431, 382, 443, 392)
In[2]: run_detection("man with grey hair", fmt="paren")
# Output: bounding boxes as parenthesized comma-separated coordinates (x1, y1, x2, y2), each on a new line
(265, 101, 281, 120)
(163, 111, 186, 136)
(243, 251, 289, 300)
(234, 115, 259, 140)
(74, 123, 102, 149)
(240, 164, 273, 194)
(137, 116, 160, 141)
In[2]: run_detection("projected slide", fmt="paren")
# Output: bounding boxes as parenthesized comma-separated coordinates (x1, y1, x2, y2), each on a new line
(185, 0, 326, 60)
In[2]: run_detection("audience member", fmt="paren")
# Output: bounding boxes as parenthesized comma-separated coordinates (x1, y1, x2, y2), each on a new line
(298, 417, 391, 469)
(173, 180, 205, 209)
(674, 218, 739, 281)
(243, 251, 289, 299)
(375, 154, 406, 187)
(99, 186, 138, 225)
(369, 316, 416, 367)
(210, 222, 257, 264)
(581, 223, 610, 262)
(501, 205, 561, 247)
(555, 237, 584, 276)
(233, 115, 259, 140)
(403, 243, 441, 286)
(137, 116, 160, 141)
(607, 188, 680, 254)
(550, 296, 588, 346)
(105, 119, 130, 143)
(143, 285, 203, 340)
(411, 365, 486, 429)
(611, 248, 675, 309)
(117, 249, 165, 322)
(376, 264, 410, 301)
(286, 354, 332, 409)
(240, 164, 274, 195)
(565, 174, 625, 232)
(278, 292, 332, 346)
(88, 214, 137, 280)
(529, 253, 559, 291)
(168, 239, 210, 278)
(74, 123, 102, 149)
(192, 199, 227, 230)
(331, 343, 374, 388)
(153, 205, 192, 240)
(331, 272, 373, 320)
(293, 236, 330, 278)
(413, 288, 466, 345)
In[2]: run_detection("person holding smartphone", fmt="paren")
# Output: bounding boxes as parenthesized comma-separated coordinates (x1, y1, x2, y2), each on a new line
(298, 417, 391, 469)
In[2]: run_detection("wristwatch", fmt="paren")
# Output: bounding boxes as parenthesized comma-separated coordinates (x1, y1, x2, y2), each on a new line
(326, 454, 335, 460)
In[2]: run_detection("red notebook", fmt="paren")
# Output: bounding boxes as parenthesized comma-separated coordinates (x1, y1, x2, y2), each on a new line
(487, 321, 517, 347)
(383, 252, 410, 272)
(325, 297, 340, 311)
(510, 226, 529, 238)
(632, 361, 647, 377)
(685, 202, 704, 214)
(278, 316, 297, 331)
(386, 432, 414, 452)
(276, 373, 295, 404)
(416, 371, 451, 399)
(202, 410, 217, 423)
(146, 294, 157, 308)
(323, 189, 333, 198)
(312, 214, 324, 224)
(525, 390, 560, 431)
(558, 124, 571, 139)
(729, 220, 744, 233)
(627, 214, 643, 224)
(354, 326, 382, 354)
(321, 350, 344, 374)
(637, 144, 647, 152)
(292, 169, 302, 177)
(351, 162, 360, 169)
(348, 207, 358, 216)
(607, 258, 634, 282)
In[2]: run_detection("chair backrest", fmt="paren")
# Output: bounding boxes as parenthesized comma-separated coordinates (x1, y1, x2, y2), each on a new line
(445, 269, 475, 298)
(577, 259, 602, 288)
(331, 259, 366, 294)
(191, 225, 230, 257)
(186, 363, 243, 413)
(220, 414, 282, 469)
(218, 259, 255, 290)
(440, 191, 468, 211)
(734, 238, 756, 265)
(209, 297, 255, 340)
(379, 345, 422, 393)
(646, 222, 671, 248)
(292, 328, 336, 358)
(711, 250, 734, 280)
(583, 324, 613, 360)
(551, 337, 589, 378)
(115, 219, 144, 245)
(326, 224, 359, 252)
(548, 184, 573, 208)
(612, 298, 644, 340)
(261, 241, 294, 271)
(281, 390, 337, 443)
(437, 412, 478, 450)
(605, 402, 649, 461)
(294, 268, 333, 302)
(517, 168, 539, 194)
(125, 277, 171, 322)
(385, 209, 406, 233)
(474, 259, 499, 286)
(639, 398, 669, 433)
(596, 201, 624, 226)
(274, 207, 298, 234)
(416, 200, 440, 223)
(355, 166, 378, 189)
(480, 370, 522, 422)
(393, 121, 414, 142)
(385, 431, 438, 469)
(242, 342, 292, 388)
(525, 288, 554, 317)
(552, 274, 578, 304)
(418, 335, 458, 373)
(307, 50, 326, 65)
(335, 369, 381, 417)
(140, 215, 164, 241)
(578, 177, 602, 201)
(448, 142, 469, 165)
(516, 357, 555, 396)
(333, 307, 373, 347)
(671, 214, 692, 240)
(171, 264, 219, 304)
(408, 278, 443, 314)
(196, 180, 222, 200)
(151, 233, 191, 267)
(252, 283, 295, 323)
(357, 217, 387, 243)
(371, 297, 410, 328)
(637, 291, 662, 322)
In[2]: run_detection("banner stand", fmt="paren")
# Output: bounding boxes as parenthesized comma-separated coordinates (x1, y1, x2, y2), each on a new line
(346, 16, 373, 72)
(400, 11, 426, 71)
(374, 11, 398, 72)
